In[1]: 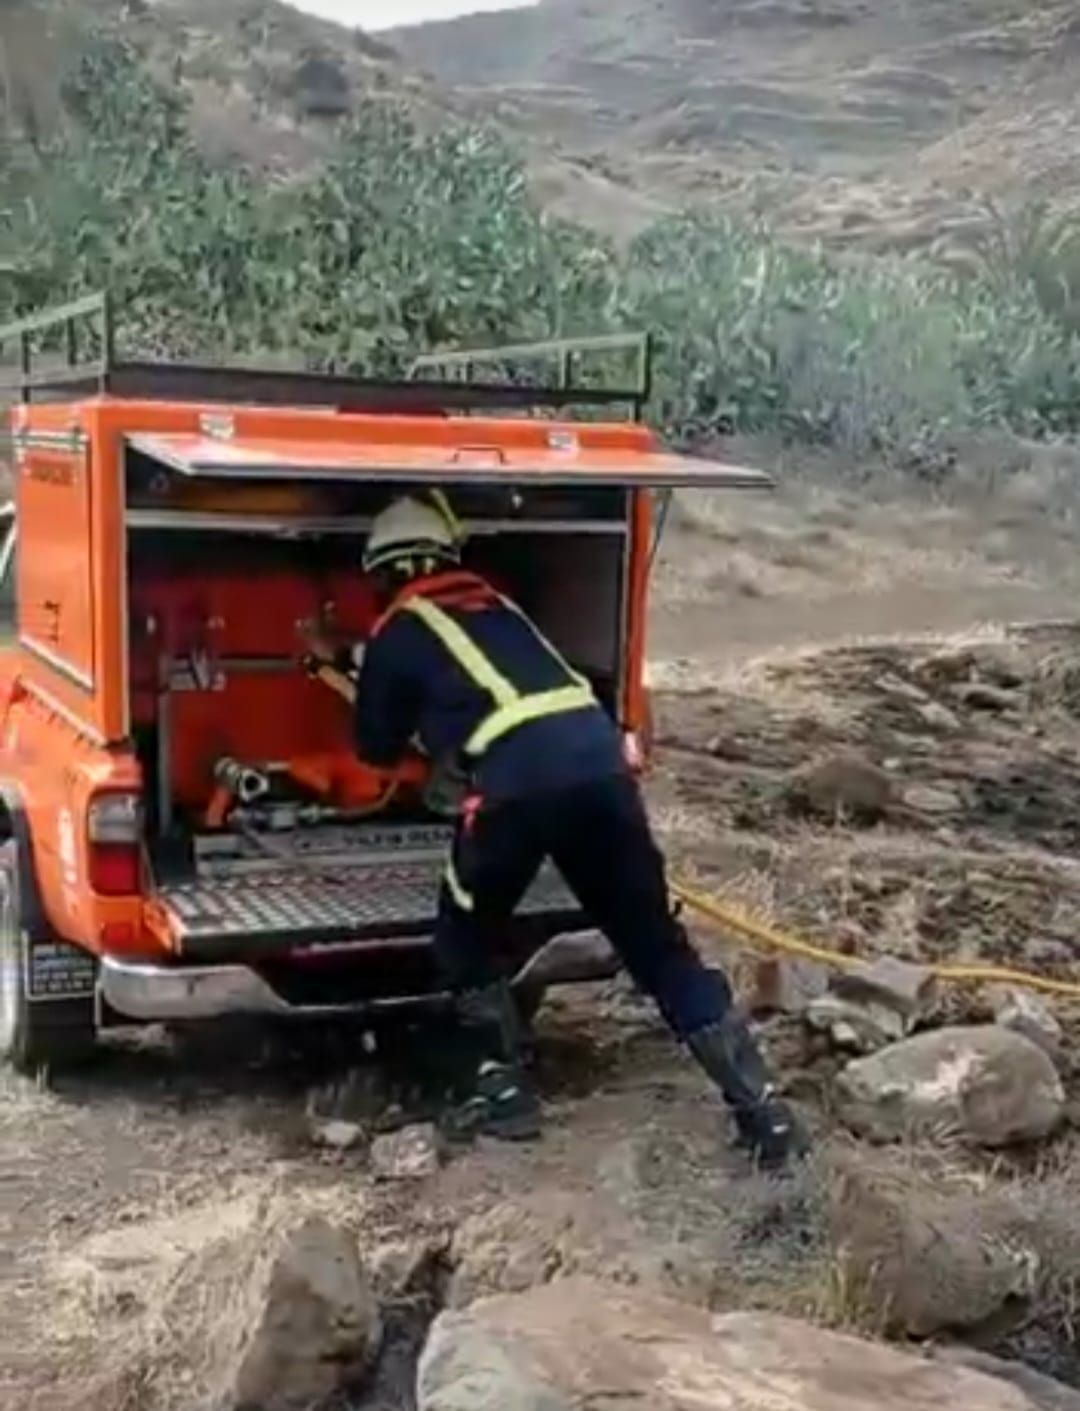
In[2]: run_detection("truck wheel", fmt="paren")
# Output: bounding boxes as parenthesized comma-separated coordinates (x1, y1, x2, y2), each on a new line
(0, 841, 96, 1074)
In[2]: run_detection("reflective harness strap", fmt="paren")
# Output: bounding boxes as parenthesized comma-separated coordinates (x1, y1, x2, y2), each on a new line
(444, 853, 475, 913)
(402, 595, 596, 757)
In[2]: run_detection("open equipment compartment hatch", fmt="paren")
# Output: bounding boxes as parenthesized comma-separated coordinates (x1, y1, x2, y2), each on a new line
(121, 448, 639, 962)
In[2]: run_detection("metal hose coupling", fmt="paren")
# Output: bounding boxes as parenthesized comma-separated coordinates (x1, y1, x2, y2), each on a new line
(213, 756, 271, 805)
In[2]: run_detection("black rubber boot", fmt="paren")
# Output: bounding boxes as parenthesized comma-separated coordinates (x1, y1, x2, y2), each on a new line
(443, 982, 542, 1143)
(687, 1012, 806, 1170)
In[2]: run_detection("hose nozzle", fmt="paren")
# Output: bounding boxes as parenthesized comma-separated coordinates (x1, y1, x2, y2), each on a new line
(213, 756, 271, 805)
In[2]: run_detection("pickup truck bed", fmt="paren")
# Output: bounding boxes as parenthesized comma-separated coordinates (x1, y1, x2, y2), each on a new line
(157, 823, 581, 959)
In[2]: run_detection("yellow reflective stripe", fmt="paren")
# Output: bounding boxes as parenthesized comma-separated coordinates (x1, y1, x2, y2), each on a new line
(406, 593, 597, 758)
(445, 855, 474, 913)
(466, 684, 596, 756)
(405, 598, 519, 706)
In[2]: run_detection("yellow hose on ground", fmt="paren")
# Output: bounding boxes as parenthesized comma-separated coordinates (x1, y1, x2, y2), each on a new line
(670, 876, 1080, 1002)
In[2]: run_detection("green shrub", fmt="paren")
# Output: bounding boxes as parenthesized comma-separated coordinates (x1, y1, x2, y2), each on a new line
(3, 26, 1080, 458)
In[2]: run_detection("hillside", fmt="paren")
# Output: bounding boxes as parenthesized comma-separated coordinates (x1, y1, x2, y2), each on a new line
(0, 0, 449, 170)
(392, 0, 1080, 249)
(9, 1, 1080, 250)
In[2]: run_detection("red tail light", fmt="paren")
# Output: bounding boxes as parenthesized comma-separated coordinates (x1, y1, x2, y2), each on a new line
(87, 794, 142, 897)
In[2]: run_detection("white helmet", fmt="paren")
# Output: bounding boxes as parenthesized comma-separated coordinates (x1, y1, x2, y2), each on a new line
(363, 494, 461, 573)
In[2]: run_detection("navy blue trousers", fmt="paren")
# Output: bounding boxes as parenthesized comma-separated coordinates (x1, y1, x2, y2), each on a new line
(435, 771, 732, 1039)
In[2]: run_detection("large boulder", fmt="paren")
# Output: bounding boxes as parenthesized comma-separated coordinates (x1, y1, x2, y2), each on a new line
(829, 1156, 1039, 1337)
(61, 1196, 382, 1411)
(932, 1347, 1080, 1411)
(216, 1215, 381, 1410)
(835, 1025, 1065, 1146)
(418, 1279, 1048, 1410)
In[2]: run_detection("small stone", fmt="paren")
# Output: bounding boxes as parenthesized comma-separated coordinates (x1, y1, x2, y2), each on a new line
(903, 783, 963, 815)
(1024, 938, 1075, 969)
(749, 956, 829, 1016)
(309, 1119, 365, 1152)
(706, 733, 752, 762)
(371, 1124, 442, 1181)
(913, 647, 978, 686)
(876, 672, 930, 705)
(915, 700, 963, 732)
(831, 956, 938, 1023)
(990, 986, 1063, 1063)
(806, 993, 906, 1053)
(370, 1235, 448, 1300)
(954, 682, 1021, 712)
(786, 750, 895, 823)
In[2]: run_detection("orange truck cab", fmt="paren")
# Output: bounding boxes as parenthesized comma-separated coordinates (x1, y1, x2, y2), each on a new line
(0, 294, 770, 1072)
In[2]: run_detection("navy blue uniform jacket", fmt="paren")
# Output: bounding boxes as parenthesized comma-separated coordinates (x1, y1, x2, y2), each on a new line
(353, 572, 626, 801)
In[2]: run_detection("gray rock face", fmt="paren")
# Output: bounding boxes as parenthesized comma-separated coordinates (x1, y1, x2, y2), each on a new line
(418, 1279, 1051, 1410)
(807, 956, 938, 1053)
(831, 956, 938, 1022)
(990, 986, 1064, 1063)
(807, 991, 908, 1052)
(931, 1347, 1080, 1411)
(224, 1216, 382, 1411)
(371, 1123, 443, 1181)
(749, 954, 830, 1016)
(835, 1025, 1065, 1147)
(830, 1157, 1039, 1337)
(60, 1200, 382, 1411)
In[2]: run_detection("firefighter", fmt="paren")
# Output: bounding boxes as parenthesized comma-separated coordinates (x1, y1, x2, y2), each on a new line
(307, 494, 804, 1168)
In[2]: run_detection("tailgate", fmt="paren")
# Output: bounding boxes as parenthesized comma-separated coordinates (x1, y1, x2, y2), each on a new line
(154, 824, 582, 960)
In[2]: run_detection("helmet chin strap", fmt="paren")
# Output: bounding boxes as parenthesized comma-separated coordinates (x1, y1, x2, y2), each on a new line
(387, 552, 445, 581)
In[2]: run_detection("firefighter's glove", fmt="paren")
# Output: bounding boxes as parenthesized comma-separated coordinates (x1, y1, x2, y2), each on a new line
(302, 647, 361, 680)
(301, 651, 330, 680)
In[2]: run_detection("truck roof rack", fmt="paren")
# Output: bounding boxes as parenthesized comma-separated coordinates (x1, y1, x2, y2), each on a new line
(0, 292, 651, 420)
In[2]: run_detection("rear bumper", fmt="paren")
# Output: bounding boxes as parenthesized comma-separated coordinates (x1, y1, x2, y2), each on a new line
(100, 929, 618, 1022)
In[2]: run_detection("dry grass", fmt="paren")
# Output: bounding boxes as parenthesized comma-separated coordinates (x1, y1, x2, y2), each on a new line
(720, 1137, 1080, 1384)
(42, 1173, 392, 1411)
(660, 475, 1040, 613)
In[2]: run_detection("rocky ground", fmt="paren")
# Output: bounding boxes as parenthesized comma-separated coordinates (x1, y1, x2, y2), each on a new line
(6, 464, 1080, 1408)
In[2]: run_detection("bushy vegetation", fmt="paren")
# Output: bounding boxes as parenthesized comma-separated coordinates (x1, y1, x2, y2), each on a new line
(3, 25, 1080, 458)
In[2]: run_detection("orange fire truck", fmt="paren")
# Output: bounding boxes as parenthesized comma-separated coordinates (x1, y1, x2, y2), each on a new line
(0, 293, 768, 1071)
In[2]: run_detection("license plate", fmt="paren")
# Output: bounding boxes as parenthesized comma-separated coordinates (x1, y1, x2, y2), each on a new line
(27, 941, 97, 1000)
(347, 823, 454, 855)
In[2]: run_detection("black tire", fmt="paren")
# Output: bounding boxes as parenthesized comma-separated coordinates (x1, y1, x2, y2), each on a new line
(0, 840, 96, 1074)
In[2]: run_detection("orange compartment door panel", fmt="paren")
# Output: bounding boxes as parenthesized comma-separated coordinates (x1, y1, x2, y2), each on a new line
(16, 441, 96, 690)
